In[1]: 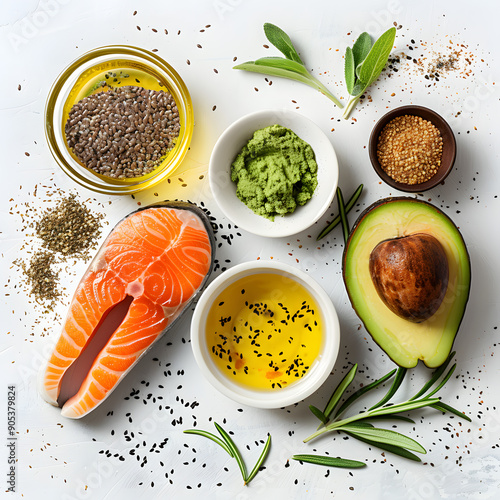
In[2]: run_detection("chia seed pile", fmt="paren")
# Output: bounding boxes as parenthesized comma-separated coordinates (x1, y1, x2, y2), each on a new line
(65, 86, 180, 179)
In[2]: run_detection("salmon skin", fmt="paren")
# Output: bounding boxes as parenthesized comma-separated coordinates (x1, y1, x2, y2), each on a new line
(39, 201, 214, 418)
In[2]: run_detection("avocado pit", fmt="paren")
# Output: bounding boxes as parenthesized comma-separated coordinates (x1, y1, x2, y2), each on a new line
(369, 233, 449, 323)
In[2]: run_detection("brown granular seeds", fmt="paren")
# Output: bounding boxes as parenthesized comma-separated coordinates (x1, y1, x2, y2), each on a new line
(65, 86, 180, 179)
(19, 251, 61, 305)
(377, 115, 443, 185)
(35, 194, 104, 260)
(15, 193, 105, 308)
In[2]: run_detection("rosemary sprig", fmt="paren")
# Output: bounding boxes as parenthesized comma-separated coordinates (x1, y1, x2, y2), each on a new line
(316, 184, 364, 240)
(337, 187, 350, 244)
(184, 423, 271, 485)
(245, 434, 272, 485)
(333, 368, 396, 418)
(368, 366, 407, 410)
(214, 422, 247, 480)
(292, 454, 366, 468)
(301, 352, 470, 465)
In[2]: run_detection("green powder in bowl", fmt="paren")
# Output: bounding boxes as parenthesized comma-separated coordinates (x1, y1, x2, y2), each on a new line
(230, 124, 318, 221)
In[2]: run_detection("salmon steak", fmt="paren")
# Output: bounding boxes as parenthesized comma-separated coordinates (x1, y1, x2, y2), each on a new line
(39, 201, 214, 418)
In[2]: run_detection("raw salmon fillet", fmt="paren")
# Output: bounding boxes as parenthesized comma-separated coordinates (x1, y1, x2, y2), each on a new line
(39, 202, 213, 418)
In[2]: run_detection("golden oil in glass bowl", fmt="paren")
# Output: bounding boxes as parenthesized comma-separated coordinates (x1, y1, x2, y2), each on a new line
(45, 46, 194, 195)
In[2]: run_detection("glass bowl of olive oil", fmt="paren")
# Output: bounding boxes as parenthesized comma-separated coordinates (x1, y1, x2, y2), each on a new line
(45, 45, 194, 195)
(190, 261, 341, 408)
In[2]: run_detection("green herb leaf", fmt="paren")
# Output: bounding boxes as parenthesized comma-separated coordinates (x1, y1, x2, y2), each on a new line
(334, 367, 396, 418)
(234, 59, 343, 107)
(409, 351, 456, 401)
(214, 422, 247, 481)
(370, 397, 441, 417)
(425, 364, 456, 398)
(263, 23, 303, 64)
(338, 425, 426, 454)
(293, 454, 366, 468)
(322, 364, 357, 421)
(369, 366, 407, 410)
(309, 405, 328, 424)
(317, 184, 363, 240)
(358, 27, 396, 87)
(342, 27, 396, 119)
(337, 187, 350, 244)
(364, 415, 416, 424)
(344, 432, 421, 461)
(253, 56, 311, 77)
(233, 24, 343, 109)
(183, 429, 234, 457)
(352, 32, 372, 72)
(431, 402, 472, 422)
(245, 434, 272, 485)
(344, 47, 355, 95)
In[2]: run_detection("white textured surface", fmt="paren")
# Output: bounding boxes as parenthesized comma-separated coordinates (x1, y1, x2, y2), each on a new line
(1, 0, 500, 499)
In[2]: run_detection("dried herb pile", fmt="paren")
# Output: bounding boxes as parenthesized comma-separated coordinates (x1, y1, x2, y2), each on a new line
(16, 193, 104, 308)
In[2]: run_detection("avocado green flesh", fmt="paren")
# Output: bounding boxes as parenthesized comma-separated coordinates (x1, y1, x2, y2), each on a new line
(343, 198, 471, 368)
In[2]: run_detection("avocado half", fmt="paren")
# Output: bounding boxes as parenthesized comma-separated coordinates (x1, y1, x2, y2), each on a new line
(343, 197, 471, 368)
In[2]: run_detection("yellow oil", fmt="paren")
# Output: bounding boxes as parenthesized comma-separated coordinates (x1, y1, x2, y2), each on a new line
(206, 273, 323, 391)
(63, 60, 169, 120)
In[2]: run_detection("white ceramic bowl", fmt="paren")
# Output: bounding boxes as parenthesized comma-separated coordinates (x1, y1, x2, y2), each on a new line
(209, 109, 339, 238)
(190, 261, 340, 408)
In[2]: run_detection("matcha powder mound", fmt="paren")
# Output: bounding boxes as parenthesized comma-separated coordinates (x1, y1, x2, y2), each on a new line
(230, 124, 318, 221)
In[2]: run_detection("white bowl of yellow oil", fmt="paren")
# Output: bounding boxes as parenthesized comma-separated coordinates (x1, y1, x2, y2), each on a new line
(190, 261, 340, 408)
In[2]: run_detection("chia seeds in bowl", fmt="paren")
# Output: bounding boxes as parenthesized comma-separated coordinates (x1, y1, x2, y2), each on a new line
(45, 45, 194, 195)
(65, 86, 180, 179)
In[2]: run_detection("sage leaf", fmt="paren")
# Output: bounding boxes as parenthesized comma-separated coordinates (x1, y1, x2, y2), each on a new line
(233, 23, 343, 109)
(338, 425, 426, 454)
(293, 454, 366, 469)
(351, 80, 367, 98)
(358, 27, 396, 87)
(345, 432, 421, 462)
(334, 367, 396, 418)
(322, 364, 357, 421)
(253, 57, 311, 77)
(245, 434, 272, 485)
(369, 366, 407, 410)
(344, 46, 355, 95)
(263, 22, 303, 64)
(352, 32, 372, 69)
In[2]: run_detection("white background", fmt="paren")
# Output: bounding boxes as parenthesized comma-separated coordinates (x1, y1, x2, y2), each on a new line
(1, 0, 499, 499)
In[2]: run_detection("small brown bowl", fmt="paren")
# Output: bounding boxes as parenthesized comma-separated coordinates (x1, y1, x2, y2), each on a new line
(368, 105, 456, 193)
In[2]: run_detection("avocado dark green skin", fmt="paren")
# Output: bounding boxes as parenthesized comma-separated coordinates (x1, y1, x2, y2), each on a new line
(342, 196, 471, 368)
